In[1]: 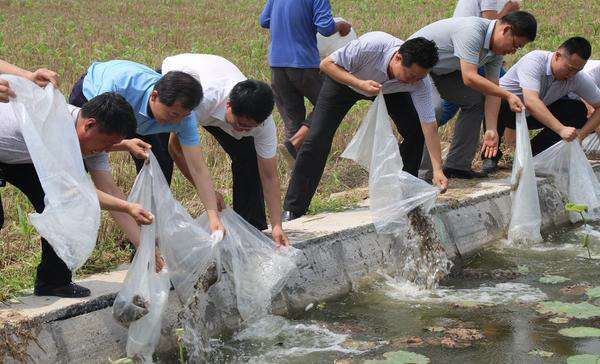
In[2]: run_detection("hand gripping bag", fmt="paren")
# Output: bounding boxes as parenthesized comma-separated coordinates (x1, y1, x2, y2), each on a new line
(341, 92, 438, 235)
(113, 157, 170, 363)
(507, 111, 542, 243)
(316, 17, 358, 58)
(534, 140, 600, 222)
(2, 75, 100, 271)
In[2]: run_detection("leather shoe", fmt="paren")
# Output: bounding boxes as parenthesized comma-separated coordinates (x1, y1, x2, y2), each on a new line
(443, 167, 487, 179)
(481, 159, 498, 175)
(281, 210, 303, 222)
(34, 282, 91, 298)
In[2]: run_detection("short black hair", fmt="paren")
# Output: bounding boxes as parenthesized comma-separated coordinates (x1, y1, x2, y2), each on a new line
(229, 80, 274, 124)
(558, 37, 592, 60)
(400, 37, 439, 69)
(153, 71, 203, 110)
(81, 92, 136, 137)
(501, 11, 537, 42)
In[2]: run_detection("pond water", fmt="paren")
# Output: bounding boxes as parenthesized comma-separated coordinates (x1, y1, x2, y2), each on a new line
(158, 224, 600, 364)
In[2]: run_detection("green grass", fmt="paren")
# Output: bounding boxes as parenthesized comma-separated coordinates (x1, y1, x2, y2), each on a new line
(0, 0, 599, 301)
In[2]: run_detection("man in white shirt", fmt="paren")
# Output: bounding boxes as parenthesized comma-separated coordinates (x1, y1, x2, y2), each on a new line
(482, 37, 600, 162)
(0, 92, 157, 298)
(453, 0, 520, 19)
(162, 54, 288, 247)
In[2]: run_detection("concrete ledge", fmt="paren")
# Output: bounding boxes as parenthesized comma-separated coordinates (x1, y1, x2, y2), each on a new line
(2, 164, 598, 363)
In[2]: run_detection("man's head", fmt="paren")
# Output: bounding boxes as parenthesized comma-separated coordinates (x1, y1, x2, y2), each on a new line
(149, 70, 203, 125)
(225, 80, 274, 132)
(552, 37, 591, 80)
(492, 11, 537, 55)
(76, 92, 136, 155)
(389, 37, 438, 84)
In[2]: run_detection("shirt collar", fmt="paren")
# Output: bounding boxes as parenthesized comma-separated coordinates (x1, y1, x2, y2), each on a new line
(546, 52, 554, 76)
(139, 86, 154, 119)
(483, 20, 496, 51)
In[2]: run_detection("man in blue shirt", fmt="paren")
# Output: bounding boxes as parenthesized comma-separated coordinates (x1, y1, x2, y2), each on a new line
(260, 0, 351, 166)
(69, 60, 225, 234)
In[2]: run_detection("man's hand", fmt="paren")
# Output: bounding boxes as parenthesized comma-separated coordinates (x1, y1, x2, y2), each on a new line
(271, 224, 289, 250)
(127, 202, 154, 225)
(29, 68, 58, 87)
(126, 138, 152, 159)
(215, 190, 226, 211)
(0, 79, 15, 102)
(507, 93, 524, 112)
(481, 129, 499, 158)
(559, 126, 578, 141)
(357, 80, 381, 96)
(154, 251, 165, 273)
(432, 169, 448, 194)
(335, 21, 352, 36)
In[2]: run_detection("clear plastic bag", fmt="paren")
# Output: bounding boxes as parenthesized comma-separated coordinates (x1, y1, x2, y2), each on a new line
(582, 133, 600, 159)
(341, 92, 438, 236)
(534, 140, 600, 222)
(113, 156, 170, 363)
(2, 75, 100, 271)
(316, 17, 358, 58)
(507, 111, 542, 243)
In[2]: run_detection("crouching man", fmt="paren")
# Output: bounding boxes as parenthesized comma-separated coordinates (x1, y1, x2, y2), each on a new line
(0, 92, 157, 298)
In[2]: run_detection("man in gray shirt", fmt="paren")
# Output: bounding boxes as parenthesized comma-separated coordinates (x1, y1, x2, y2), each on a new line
(481, 37, 600, 160)
(0, 92, 157, 298)
(411, 11, 537, 179)
(282, 33, 448, 221)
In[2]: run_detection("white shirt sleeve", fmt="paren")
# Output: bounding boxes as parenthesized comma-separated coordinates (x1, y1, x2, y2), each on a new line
(517, 57, 544, 93)
(480, 0, 498, 12)
(573, 73, 600, 105)
(84, 152, 110, 172)
(253, 116, 278, 159)
(410, 76, 437, 123)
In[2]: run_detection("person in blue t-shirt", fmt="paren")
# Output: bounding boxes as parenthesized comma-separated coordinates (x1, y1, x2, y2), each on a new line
(260, 0, 351, 166)
(69, 60, 225, 234)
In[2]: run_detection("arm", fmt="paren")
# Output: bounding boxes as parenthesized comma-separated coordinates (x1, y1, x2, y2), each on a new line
(108, 138, 152, 159)
(259, 0, 273, 28)
(179, 143, 225, 234)
(421, 122, 448, 193)
(522, 88, 578, 141)
(257, 156, 289, 247)
(578, 101, 600, 141)
(497, 1, 520, 18)
(320, 57, 381, 96)
(0, 59, 58, 86)
(461, 61, 523, 112)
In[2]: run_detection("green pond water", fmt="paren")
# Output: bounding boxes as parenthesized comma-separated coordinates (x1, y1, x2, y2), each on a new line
(158, 224, 600, 364)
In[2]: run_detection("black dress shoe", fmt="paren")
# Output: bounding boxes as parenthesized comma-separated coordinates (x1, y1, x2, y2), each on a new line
(34, 282, 91, 298)
(443, 167, 487, 179)
(281, 210, 303, 222)
(481, 158, 499, 175)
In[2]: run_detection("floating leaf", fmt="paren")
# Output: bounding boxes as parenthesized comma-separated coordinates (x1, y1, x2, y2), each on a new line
(517, 265, 530, 274)
(561, 284, 592, 296)
(549, 317, 570, 324)
(365, 350, 430, 364)
(389, 336, 425, 348)
(536, 301, 600, 319)
(559, 327, 600, 338)
(424, 326, 445, 333)
(586, 287, 600, 299)
(565, 203, 589, 213)
(567, 354, 600, 364)
(528, 350, 554, 358)
(539, 275, 571, 284)
(108, 359, 134, 364)
(341, 339, 379, 351)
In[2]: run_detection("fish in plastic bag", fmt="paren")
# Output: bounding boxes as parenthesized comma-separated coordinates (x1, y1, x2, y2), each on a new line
(507, 111, 542, 244)
(1, 75, 100, 271)
(534, 140, 600, 222)
(113, 156, 170, 363)
(341, 92, 438, 236)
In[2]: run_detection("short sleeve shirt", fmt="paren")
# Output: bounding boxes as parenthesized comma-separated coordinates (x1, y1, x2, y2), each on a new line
(329, 31, 436, 123)
(0, 103, 109, 171)
(161, 54, 278, 158)
(83, 60, 200, 145)
(453, 0, 498, 17)
(500, 50, 600, 106)
(409, 17, 503, 79)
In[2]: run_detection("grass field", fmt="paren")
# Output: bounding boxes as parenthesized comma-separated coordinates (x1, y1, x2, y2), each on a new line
(0, 0, 598, 301)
